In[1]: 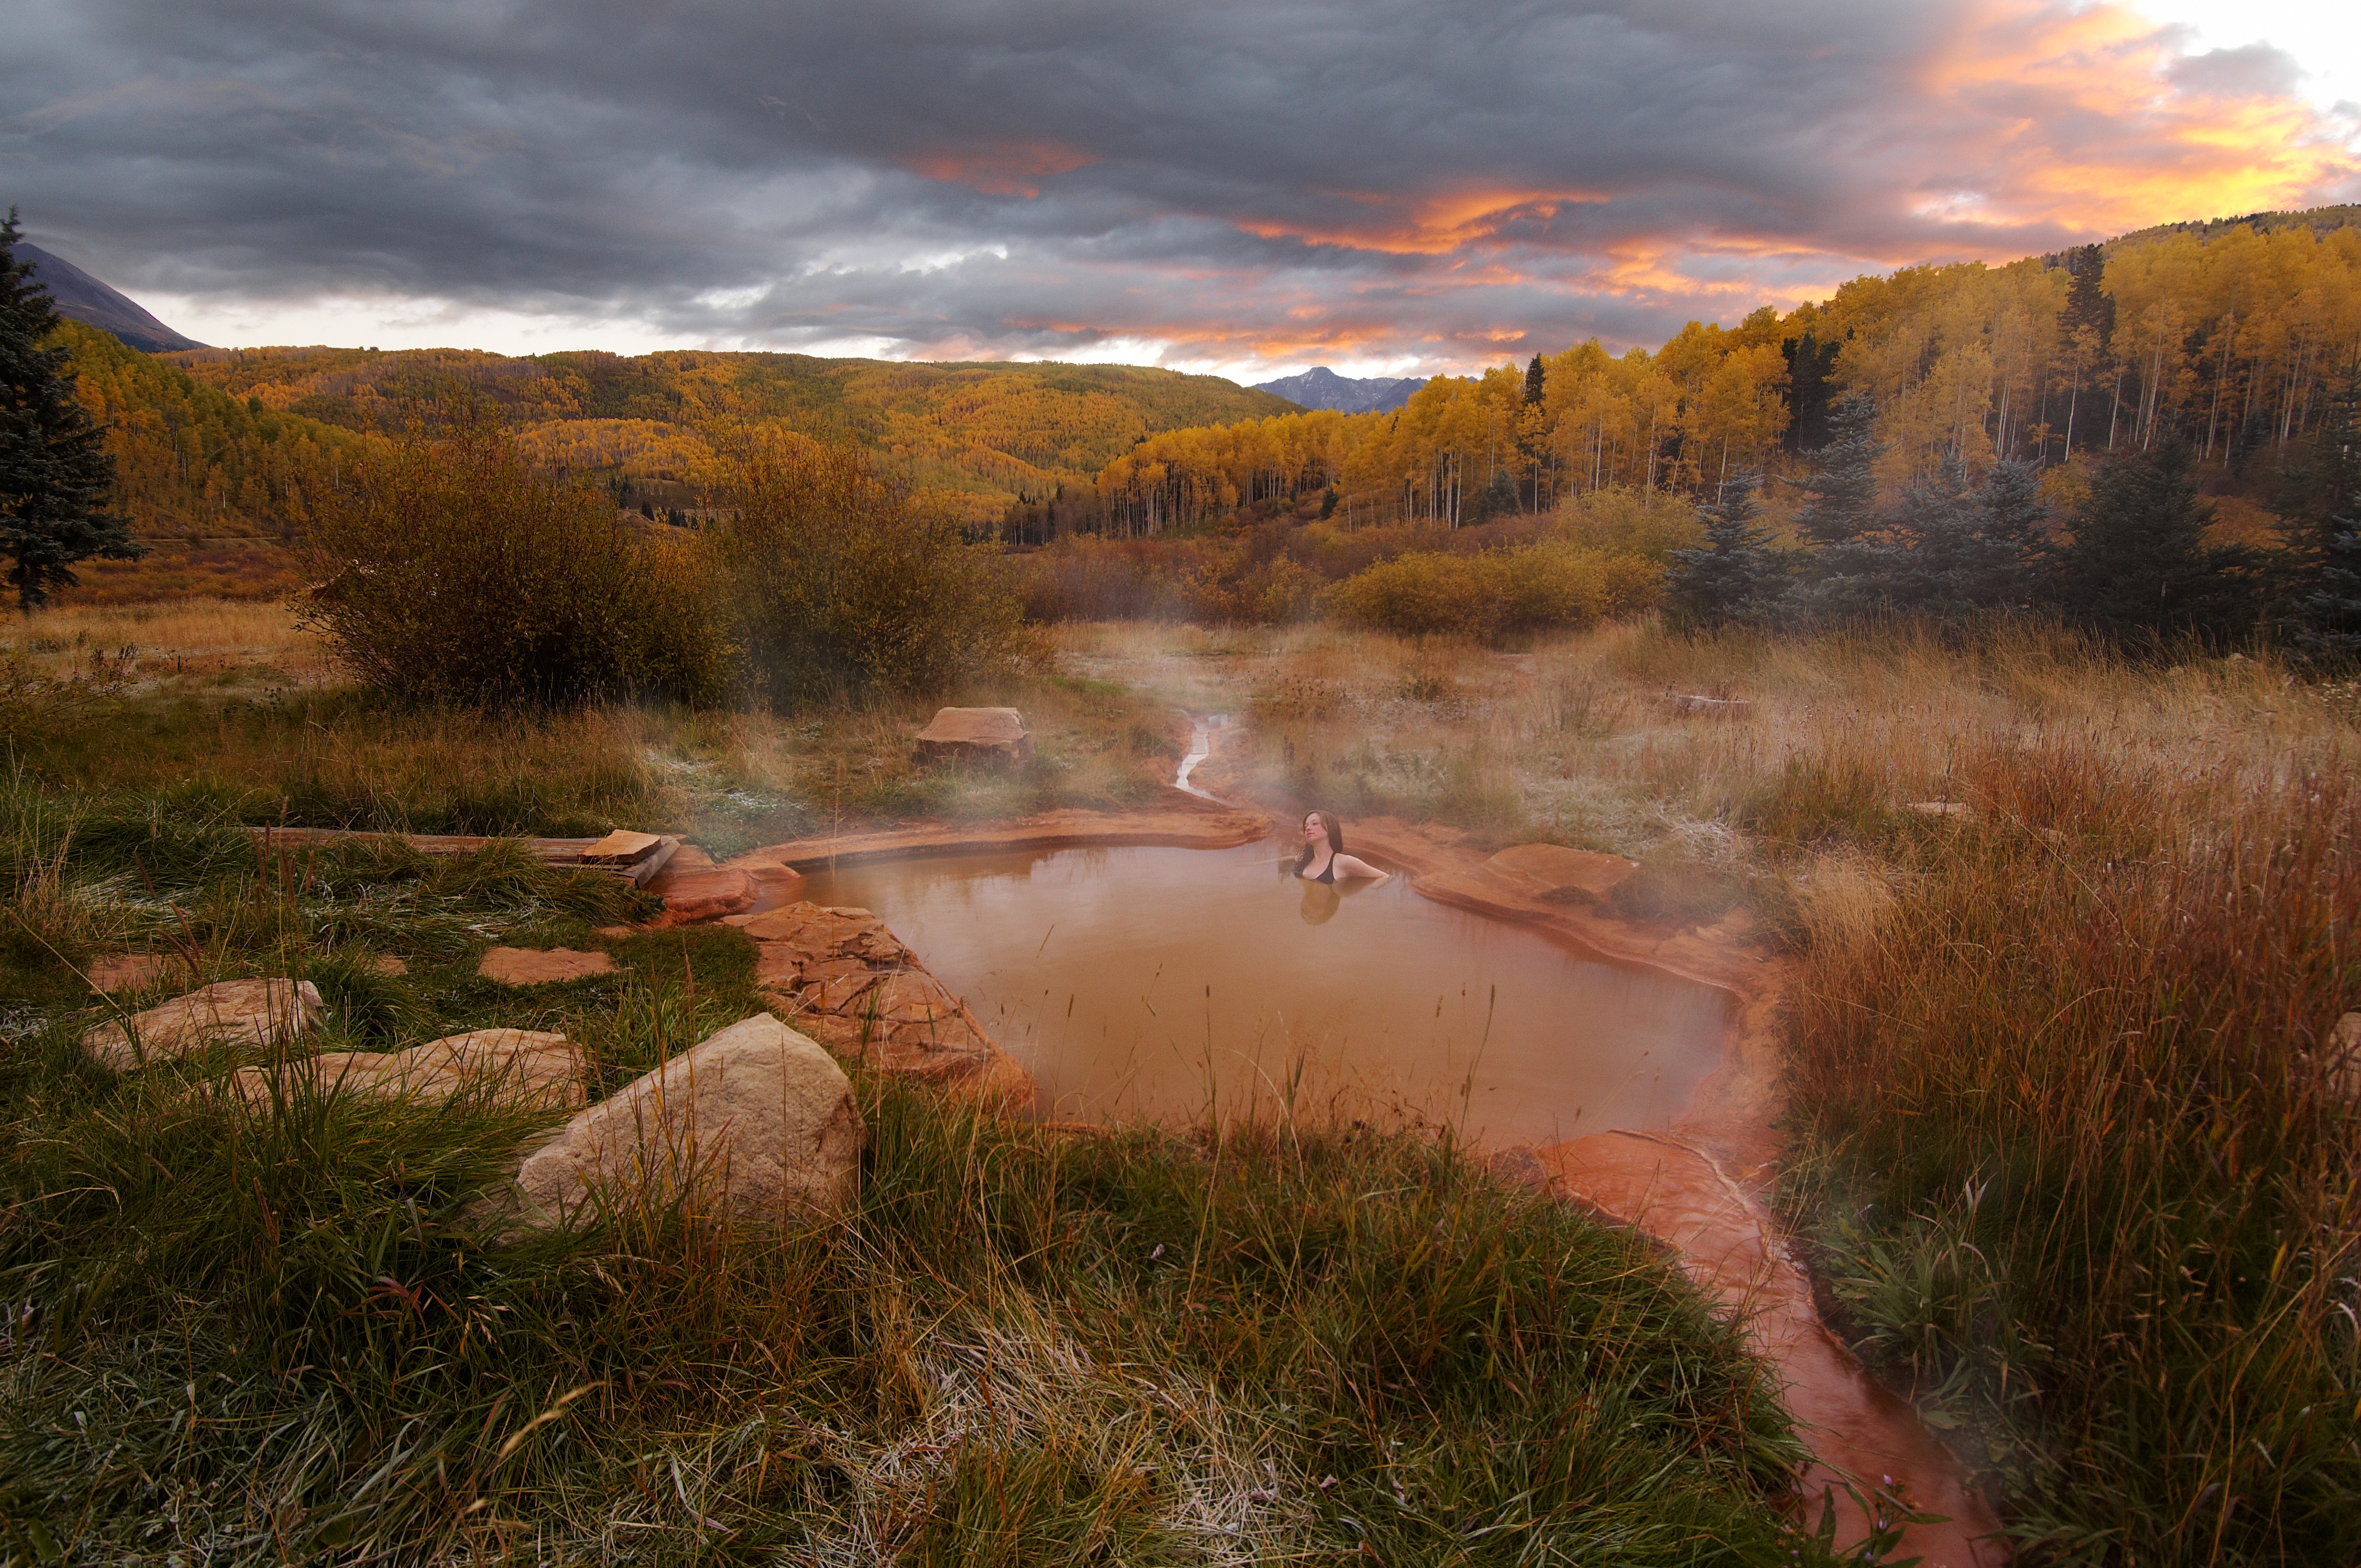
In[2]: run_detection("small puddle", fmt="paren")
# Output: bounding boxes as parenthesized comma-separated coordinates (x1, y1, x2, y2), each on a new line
(797, 841, 1731, 1142)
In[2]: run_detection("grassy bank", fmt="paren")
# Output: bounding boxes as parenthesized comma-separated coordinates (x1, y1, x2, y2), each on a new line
(0, 786, 1829, 1562)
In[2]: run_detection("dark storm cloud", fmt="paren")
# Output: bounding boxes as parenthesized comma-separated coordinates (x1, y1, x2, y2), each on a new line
(3, 1, 2348, 368)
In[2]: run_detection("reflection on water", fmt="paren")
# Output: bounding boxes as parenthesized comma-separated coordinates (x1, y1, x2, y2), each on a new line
(797, 841, 1731, 1146)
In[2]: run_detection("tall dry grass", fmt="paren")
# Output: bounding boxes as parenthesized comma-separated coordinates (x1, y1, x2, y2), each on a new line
(1780, 739, 2360, 1563)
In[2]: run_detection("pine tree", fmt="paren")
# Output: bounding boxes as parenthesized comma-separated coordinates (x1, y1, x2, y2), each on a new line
(2288, 494, 2361, 664)
(1667, 470, 1786, 630)
(2272, 372, 2358, 576)
(1786, 391, 1896, 621)
(2046, 438, 2257, 647)
(1781, 330, 1840, 454)
(2061, 244, 2114, 356)
(1968, 458, 2047, 609)
(0, 210, 143, 609)
(1793, 391, 1880, 545)
(1889, 454, 1983, 613)
(1467, 465, 1520, 524)
(1522, 353, 1545, 407)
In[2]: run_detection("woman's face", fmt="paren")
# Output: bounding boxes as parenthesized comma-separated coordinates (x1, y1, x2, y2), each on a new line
(1302, 812, 1325, 846)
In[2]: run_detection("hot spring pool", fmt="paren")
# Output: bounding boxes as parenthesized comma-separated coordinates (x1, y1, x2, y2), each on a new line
(796, 841, 1731, 1145)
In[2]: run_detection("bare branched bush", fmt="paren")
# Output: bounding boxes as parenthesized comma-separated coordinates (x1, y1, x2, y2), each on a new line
(711, 434, 1025, 704)
(302, 417, 733, 705)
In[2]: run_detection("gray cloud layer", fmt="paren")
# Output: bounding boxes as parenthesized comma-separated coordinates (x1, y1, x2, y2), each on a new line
(3, 1, 2345, 370)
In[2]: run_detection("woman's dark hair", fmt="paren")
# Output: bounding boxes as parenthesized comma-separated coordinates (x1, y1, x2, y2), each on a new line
(1295, 808, 1346, 873)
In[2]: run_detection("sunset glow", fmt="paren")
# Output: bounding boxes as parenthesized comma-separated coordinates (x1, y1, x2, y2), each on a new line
(6, 0, 2354, 377)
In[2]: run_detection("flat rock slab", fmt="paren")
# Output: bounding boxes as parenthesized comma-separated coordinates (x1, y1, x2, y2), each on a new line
(915, 706, 1031, 764)
(478, 947, 616, 986)
(510, 1014, 861, 1229)
(728, 903, 907, 967)
(644, 846, 760, 925)
(88, 953, 183, 993)
(739, 900, 1036, 1113)
(1421, 842, 1640, 910)
(229, 1028, 581, 1109)
(84, 979, 323, 1071)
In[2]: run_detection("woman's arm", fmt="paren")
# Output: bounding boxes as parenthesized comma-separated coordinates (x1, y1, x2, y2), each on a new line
(1331, 854, 1389, 880)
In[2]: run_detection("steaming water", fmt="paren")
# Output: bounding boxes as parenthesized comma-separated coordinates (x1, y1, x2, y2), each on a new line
(798, 841, 1731, 1145)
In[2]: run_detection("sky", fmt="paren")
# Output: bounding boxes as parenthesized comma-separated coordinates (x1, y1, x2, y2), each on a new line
(5, 0, 2357, 383)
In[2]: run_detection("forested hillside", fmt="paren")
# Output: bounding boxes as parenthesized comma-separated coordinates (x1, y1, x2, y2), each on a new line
(1087, 208, 2361, 534)
(42, 204, 2358, 602)
(157, 346, 1292, 526)
(50, 320, 380, 598)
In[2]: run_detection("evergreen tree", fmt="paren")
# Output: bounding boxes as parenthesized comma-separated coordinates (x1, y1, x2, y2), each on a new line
(1793, 391, 1880, 545)
(1781, 330, 1840, 454)
(1522, 353, 1545, 407)
(2288, 495, 2361, 664)
(1968, 458, 2047, 609)
(2046, 438, 2257, 647)
(1666, 470, 1786, 630)
(1888, 454, 1983, 614)
(1787, 391, 1897, 621)
(0, 210, 142, 609)
(1467, 465, 1520, 524)
(2271, 371, 2358, 575)
(2061, 244, 2114, 356)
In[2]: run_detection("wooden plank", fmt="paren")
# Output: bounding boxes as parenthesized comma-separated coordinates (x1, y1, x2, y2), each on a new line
(244, 826, 630, 874)
(580, 829, 665, 865)
(623, 836, 683, 888)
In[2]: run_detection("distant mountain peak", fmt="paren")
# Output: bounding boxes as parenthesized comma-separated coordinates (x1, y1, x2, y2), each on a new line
(1252, 365, 1422, 413)
(17, 243, 206, 354)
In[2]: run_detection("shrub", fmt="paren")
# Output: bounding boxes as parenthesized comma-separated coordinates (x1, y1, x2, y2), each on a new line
(711, 435, 1024, 703)
(1012, 534, 1325, 625)
(1552, 486, 1704, 562)
(1326, 543, 1660, 643)
(302, 418, 732, 704)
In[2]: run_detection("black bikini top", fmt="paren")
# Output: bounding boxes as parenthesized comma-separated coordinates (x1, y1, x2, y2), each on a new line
(1304, 857, 1336, 884)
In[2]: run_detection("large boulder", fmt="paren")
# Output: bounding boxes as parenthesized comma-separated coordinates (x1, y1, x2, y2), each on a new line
(83, 979, 323, 1071)
(915, 707, 1032, 765)
(510, 1015, 861, 1228)
(227, 1029, 582, 1110)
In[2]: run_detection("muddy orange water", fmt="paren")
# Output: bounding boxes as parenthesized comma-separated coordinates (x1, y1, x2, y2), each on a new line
(797, 839, 1732, 1141)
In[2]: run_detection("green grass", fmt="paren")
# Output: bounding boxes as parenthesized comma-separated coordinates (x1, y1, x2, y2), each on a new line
(0, 781, 1843, 1564)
